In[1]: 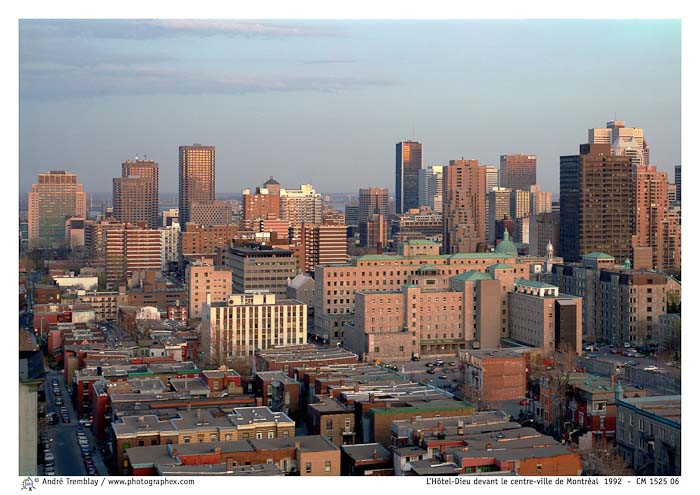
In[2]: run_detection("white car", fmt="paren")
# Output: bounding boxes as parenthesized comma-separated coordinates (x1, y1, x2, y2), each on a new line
(643, 365, 659, 372)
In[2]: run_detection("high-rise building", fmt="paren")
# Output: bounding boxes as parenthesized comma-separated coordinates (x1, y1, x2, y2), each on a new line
(242, 178, 281, 229)
(483, 166, 500, 194)
(529, 185, 553, 216)
(499, 154, 536, 191)
(161, 208, 179, 227)
(300, 224, 348, 275)
(560, 143, 634, 262)
(633, 165, 669, 271)
(443, 160, 487, 254)
(113, 159, 159, 229)
(105, 224, 162, 289)
(160, 221, 180, 270)
(487, 187, 512, 245)
(510, 189, 531, 220)
(675, 164, 681, 205)
(359, 213, 388, 252)
(179, 144, 215, 225)
(358, 187, 390, 222)
(395, 141, 423, 213)
(279, 184, 323, 231)
(189, 200, 233, 226)
(588, 120, 649, 167)
(529, 212, 560, 258)
(28, 171, 87, 248)
(180, 223, 239, 261)
(418, 166, 444, 213)
(344, 204, 359, 227)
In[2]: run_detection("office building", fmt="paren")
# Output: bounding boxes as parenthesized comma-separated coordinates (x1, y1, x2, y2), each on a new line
(634, 165, 669, 270)
(224, 246, 297, 296)
(65, 217, 87, 250)
(179, 144, 215, 225)
(589, 120, 649, 167)
(161, 208, 179, 227)
(358, 214, 388, 252)
(560, 143, 634, 262)
(483, 165, 499, 193)
(418, 166, 444, 213)
(358, 187, 390, 223)
(180, 224, 238, 261)
(674, 165, 681, 205)
(113, 159, 159, 229)
(189, 200, 233, 226)
(202, 293, 306, 360)
(487, 187, 512, 245)
(500, 154, 536, 191)
(443, 160, 487, 254)
(396, 140, 423, 213)
(344, 204, 359, 227)
(529, 212, 560, 257)
(28, 171, 87, 248)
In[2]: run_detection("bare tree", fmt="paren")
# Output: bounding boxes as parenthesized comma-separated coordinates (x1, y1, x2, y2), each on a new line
(581, 447, 634, 476)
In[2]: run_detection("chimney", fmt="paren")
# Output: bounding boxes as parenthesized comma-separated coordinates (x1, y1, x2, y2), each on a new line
(372, 449, 378, 461)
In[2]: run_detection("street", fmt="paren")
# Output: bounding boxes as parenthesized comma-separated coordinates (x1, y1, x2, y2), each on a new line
(42, 371, 108, 476)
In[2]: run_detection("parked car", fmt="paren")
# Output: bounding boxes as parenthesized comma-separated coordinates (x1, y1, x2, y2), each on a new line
(448, 361, 456, 366)
(439, 375, 448, 379)
(427, 369, 436, 374)
(519, 399, 529, 406)
(643, 365, 659, 372)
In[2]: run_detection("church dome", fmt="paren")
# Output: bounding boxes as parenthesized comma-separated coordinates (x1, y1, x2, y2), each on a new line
(495, 230, 518, 257)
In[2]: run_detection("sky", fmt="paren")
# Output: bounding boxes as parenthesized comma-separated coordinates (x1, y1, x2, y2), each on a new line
(19, 19, 681, 196)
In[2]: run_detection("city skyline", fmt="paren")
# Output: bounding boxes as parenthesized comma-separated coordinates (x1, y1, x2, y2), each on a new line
(19, 19, 680, 196)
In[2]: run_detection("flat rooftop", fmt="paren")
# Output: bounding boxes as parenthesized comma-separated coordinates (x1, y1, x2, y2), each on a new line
(341, 443, 391, 463)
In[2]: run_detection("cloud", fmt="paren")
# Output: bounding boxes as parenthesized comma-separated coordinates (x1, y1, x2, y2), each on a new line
(20, 37, 173, 68)
(20, 65, 396, 100)
(20, 19, 335, 41)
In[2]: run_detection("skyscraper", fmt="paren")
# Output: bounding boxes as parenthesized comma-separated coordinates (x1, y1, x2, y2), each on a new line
(588, 120, 649, 167)
(395, 140, 423, 213)
(113, 159, 159, 229)
(487, 187, 512, 245)
(179, 144, 215, 225)
(634, 165, 671, 271)
(483, 166, 499, 193)
(675, 164, 681, 205)
(358, 187, 390, 222)
(499, 154, 536, 191)
(418, 165, 444, 213)
(28, 171, 87, 249)
(279, 184, 323, 228)
(443, 160, 487, 254)
(560, 143, 634, 262)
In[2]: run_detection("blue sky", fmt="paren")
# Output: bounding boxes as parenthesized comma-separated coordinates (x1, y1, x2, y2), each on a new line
(19, 19, 681, 196)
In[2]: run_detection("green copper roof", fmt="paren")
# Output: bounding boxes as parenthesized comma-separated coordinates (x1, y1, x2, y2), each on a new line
(514, 278, 558, 289)
(451, 270, 493, 282)
(355, 254, 402, 261)
(488, 263, 514, 270)
(494, 229, 518, 256)
(448, 252, 507, 259)
(407, 239, 440, 245)
(582, 252, 615, 260)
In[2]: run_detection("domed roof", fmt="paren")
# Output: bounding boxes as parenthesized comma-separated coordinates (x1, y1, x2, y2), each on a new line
(495, 230, 518, 257)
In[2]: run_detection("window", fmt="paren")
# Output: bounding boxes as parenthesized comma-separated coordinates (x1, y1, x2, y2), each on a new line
(210, 434, 217, 441)
(345, 418, 351, 428)
(536, 464, 543, 473)
(306, 462, 312, 474)
(268, 431, 274, 439)
(183, 437, 191, 444)
(325, 461, 332, 472)
(326, 419, 333, 430)
(256, 432, 263, 439)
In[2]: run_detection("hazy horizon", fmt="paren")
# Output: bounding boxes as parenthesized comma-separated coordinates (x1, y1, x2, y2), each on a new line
(19, 19, 681, 196)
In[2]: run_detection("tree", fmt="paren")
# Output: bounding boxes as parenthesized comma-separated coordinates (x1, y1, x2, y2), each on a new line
(580, 447, 634, 476)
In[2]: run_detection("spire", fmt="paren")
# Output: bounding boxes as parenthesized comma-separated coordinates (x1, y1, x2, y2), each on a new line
(503, 229, 510, 242)
(623, 258, 631, 270)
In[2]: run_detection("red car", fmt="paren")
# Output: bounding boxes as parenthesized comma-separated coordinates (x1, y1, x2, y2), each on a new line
(519, 399, 529, 406)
